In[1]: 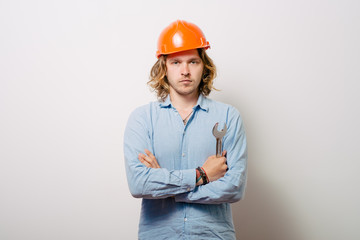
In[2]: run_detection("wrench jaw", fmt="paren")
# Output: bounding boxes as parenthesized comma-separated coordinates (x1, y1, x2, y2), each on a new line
(212, 122, 227, 138)
(212, 122, 227, 157)
(212, 122, 219, 136)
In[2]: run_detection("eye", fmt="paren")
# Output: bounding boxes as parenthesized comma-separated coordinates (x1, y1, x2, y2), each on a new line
(172, 61, 179, 65)
(190, 60, 199, 64)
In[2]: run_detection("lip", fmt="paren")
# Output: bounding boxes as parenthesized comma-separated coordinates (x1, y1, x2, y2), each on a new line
(180, 79, 192, 83)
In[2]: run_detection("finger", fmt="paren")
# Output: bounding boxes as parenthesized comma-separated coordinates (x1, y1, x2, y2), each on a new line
(151, 158, 160, 168)
(138, 154, 152, 168)
(138, 153, 149, 164)
(139, 153, 155, 167)
(141, 160, 151, 168)
(221, 151, 229, 171)
(145, 149, 158, 162)
(142, 154, 154, 166)
(144, 149, 160, 168)
(139, 158, 150, 167)
(218, 156, 227, 164)
(153, 161, 160, 168)
(143, 154, 160, 169)
(144, 149, 154, 158)
(138, 153, 144, 162)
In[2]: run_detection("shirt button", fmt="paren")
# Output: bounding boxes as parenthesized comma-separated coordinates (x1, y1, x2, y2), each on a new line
(187, 187, 190, 191)
(182, 153, 185, 157)
(184, 218, 187, 222)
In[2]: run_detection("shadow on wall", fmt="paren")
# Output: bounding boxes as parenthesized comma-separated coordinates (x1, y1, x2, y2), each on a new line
(214, 88, 304, 239)
(232, 171, 303, 240)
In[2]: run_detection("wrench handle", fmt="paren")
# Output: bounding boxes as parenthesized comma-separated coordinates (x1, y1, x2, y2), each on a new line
(216, 139, 222, 157)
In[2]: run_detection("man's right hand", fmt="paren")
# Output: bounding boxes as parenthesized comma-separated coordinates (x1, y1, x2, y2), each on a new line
(202, 151, 228, 182)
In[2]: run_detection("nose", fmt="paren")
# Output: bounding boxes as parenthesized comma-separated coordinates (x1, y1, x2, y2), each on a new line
(181, 63, 190, 77)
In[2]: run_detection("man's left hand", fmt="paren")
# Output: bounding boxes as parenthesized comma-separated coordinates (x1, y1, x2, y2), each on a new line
(138, 149, 160, 168)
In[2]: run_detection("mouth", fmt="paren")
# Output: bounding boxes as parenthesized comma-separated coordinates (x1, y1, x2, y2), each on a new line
(180, 79, 192, 83)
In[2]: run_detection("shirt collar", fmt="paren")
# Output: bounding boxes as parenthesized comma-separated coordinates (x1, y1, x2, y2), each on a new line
(195, 94, 209, 112)
(159, 94, 209, 112)
(159, 95, 172, 108)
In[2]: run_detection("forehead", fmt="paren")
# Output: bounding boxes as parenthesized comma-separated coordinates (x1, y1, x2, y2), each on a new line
(166, 49, 200, 60)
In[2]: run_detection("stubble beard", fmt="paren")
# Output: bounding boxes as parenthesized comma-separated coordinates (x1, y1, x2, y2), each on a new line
(170, 82, 200, 97)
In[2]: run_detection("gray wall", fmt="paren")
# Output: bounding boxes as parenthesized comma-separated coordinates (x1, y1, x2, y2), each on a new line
(1, 0, 359, 239)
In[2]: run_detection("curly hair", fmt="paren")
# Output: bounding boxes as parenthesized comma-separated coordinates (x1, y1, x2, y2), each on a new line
(148, 48, 217, 101)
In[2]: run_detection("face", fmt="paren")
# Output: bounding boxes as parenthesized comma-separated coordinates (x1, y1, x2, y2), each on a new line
(165, 49, 204, 98)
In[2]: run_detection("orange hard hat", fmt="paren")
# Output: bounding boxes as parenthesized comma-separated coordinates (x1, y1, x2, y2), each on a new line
(156, 20, 210, 58)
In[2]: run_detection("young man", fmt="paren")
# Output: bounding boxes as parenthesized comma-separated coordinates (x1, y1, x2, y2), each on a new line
(124, 20, 247, 239)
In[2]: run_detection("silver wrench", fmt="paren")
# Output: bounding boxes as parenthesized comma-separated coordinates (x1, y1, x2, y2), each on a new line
(212, 122, 227, 157)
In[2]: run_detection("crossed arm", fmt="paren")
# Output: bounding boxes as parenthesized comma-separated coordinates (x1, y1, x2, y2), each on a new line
(124, 106, 247, 204)
(138, 149, 228, 186)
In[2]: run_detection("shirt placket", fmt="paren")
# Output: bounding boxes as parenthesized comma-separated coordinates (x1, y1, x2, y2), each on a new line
(180, 108, 197, 237)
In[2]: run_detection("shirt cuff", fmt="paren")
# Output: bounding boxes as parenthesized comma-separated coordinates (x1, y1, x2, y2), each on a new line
(182, 168, 196, 192)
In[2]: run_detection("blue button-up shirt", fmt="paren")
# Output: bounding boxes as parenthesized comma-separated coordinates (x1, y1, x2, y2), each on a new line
(124, 94, 247, 240)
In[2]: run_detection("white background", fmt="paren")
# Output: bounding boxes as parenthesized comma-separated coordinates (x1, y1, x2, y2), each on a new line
(1, 0, 359, 239)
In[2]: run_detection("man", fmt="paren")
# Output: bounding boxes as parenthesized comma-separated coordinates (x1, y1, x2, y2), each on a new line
(124, 20, 247, 239)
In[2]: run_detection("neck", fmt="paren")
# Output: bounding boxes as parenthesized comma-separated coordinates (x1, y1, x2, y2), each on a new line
(169, 91, 199, 111)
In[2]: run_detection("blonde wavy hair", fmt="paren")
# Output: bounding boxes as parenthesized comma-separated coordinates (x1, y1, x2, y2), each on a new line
(148, 48, 217, 101)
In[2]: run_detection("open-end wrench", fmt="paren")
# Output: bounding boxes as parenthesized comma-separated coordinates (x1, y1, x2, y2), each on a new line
(212, 122, 227, 157)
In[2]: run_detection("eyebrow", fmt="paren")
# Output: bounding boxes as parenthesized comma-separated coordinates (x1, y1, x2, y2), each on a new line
(168, 57, 201, 62)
